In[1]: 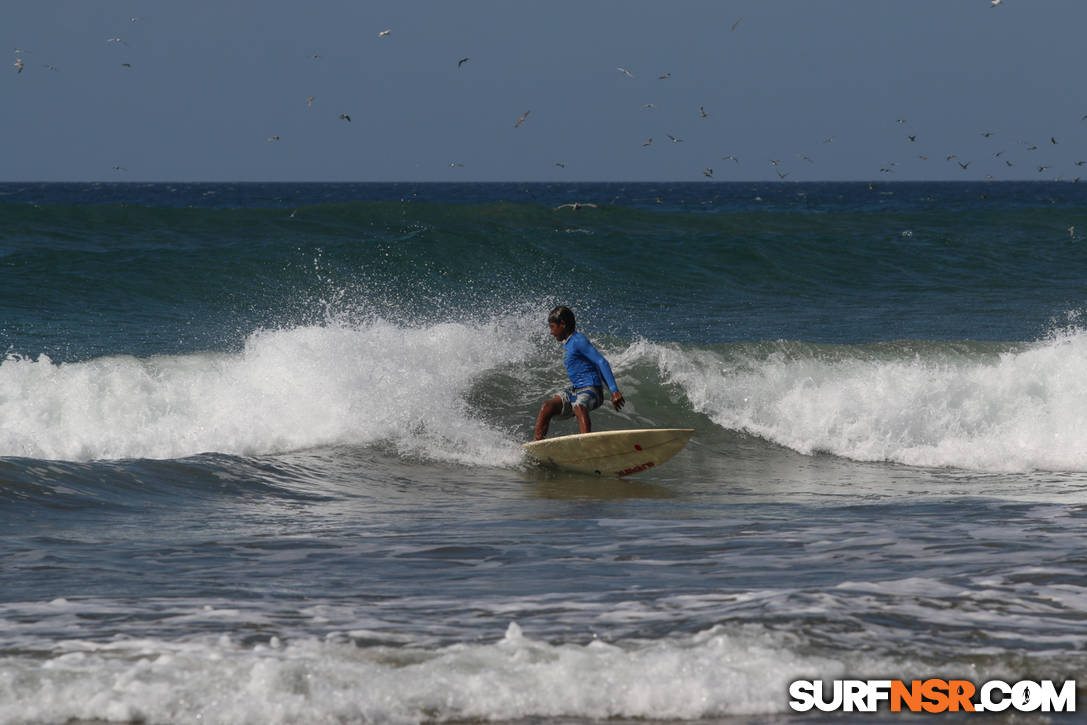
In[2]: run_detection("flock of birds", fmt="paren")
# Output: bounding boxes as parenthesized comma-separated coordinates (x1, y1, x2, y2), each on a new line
(10, 4, 1087, 183)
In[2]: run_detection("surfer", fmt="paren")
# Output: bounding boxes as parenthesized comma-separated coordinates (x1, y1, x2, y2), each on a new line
(533, 306, 625, 440)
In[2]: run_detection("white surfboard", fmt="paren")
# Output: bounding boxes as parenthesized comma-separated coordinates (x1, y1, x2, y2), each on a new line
(522, 428, 694, 476)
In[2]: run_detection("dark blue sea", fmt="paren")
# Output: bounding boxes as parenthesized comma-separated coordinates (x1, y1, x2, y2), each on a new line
(1, 181, 1086, 723)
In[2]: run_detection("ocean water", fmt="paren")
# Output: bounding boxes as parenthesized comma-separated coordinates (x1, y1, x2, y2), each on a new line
(1, 181, 1086, 724)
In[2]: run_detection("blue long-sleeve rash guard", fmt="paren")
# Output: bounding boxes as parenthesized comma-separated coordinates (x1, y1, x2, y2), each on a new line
(562, 332, 620, 394)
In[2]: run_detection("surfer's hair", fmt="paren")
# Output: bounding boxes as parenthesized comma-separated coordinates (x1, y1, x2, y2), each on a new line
(548, 305, 576, 332)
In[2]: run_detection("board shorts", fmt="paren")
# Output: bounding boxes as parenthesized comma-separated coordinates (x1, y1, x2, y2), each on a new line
(555, 386, 603, 418)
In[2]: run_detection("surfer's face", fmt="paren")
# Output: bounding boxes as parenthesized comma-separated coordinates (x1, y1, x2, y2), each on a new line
(548, 321, 568, 341)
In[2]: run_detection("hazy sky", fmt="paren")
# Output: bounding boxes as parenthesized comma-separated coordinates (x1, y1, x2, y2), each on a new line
(5, 1, 1086, 182)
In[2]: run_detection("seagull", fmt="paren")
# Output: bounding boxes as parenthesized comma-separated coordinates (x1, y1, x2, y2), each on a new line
(732, 17, 743, 31)
(776, 170, 789, 180)
(555, 202, 598, 210)
(981, 131, 993, 137)
(823, 137, 835, 144)
(554, 162, 565, 168)
(267, 135, 280, 142)
(339, 113, 351, 122)
(378, 29, 391, 38)
(666, 134, 683, 143)
(642, 137, 652, 147)
(457, 57, 469, 68)
(1051, 137, 1059, 144)
(449, 161, 464, 167)
(991, 0, 1002, 6)
(699, 106, 709, 118)
(13, 57, 22, 73)
(958, 160, 971, 169)
(514, 110, 530, 127)
(723, 154, 739, 164)
(106, 37, 127, 45)
(658, 72, 671, 79)
(617, 66, 633, 78)
(907, 135, 917, 142)
(642, 103, 655, 110)
(703, 168, 714, 178)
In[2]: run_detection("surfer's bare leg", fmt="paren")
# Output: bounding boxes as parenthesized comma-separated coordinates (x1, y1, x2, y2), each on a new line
(534, 396, 563, 440)
(573, 404, 591, 434)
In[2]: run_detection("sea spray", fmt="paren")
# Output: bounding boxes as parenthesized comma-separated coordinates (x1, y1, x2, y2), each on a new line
(0, 315, 539, 464)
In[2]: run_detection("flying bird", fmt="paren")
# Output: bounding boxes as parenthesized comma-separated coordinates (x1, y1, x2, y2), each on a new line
(339, 113, 351, 122)
(514, 110, 530, 127)
(703, 168, 714, 178)
(666, 134, 683, 143)
(642, 138, 653, 147)
(267, 136, 280, 142)
(617, 66, 633, 78)
(991, 0, 1002, 6)
(658, 73, 671, 79)
(699, 106, 709, 118)
(555, 202, 598, 210)
(732, 17, 743, 31)
(13, 57, 22, 73)
(722, 154, 739, 164)
(378, 29, 391, 37)
(457, 57, 469, 67)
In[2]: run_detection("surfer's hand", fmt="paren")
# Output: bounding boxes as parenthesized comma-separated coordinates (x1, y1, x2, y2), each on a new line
(611, 391, 625, 411)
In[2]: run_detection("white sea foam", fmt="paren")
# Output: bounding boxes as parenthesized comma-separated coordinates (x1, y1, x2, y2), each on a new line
(0, 315, 537, 465)
(0, 622, 876, 725)
(646, 326, 1087, 473)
